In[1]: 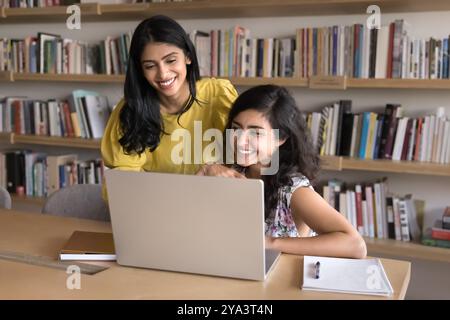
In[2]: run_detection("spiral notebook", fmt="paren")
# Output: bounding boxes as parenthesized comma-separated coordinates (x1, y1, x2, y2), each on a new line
(302, 255, 393, 297)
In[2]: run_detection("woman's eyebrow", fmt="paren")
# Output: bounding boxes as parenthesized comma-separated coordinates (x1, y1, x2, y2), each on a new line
(142, 52, 179, 63)
(231, 121, 265, 130)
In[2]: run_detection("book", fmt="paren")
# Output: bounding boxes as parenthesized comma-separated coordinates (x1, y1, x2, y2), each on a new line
(59, 231, 116, 261)
(302, 255, 393, 297)
(47, 154, 78, 195)
(82, 95, 111, 139)
(431, 220, 450, 241)
(443, 207, 450, 229)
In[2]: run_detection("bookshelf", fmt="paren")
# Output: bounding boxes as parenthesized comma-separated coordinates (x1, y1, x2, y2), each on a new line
(3, 132, 449, 176)
(1, 1, 450, 263)
(3, 71, 450, 89)
(2, 1, 450, 23)
(12, 134, 101, 149)
(364, 237, 450, 263)
(10, 194, 46, 206)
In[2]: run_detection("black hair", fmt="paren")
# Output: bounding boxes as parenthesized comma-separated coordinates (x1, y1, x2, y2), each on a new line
(225, 85, 320, 217)
(119, 15, 201, 154)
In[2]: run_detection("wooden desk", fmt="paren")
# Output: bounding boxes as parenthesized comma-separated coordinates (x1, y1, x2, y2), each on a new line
(0, 209, 411, 299)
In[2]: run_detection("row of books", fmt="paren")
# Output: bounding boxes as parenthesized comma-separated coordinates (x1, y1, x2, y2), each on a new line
(193, 19, 450, 79)
(191, 28, 296, 78)
(306, 102, 450, 164)
(0, 151, 104, 197)
(2, 21, 449, 80)
(0, 31, 131, 75)
(422, 220, 450, 249)
(297, 20, 450, 79)
(0, 90, 111, 139)
(321, 179, 423, 242)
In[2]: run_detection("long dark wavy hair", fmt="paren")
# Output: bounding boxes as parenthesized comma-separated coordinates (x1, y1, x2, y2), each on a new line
(225, 85, 320, 217)
(119, 15, 201, 154)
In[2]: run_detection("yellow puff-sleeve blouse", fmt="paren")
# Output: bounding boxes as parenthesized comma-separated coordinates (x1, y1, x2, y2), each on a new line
(101, 77, 238, 177)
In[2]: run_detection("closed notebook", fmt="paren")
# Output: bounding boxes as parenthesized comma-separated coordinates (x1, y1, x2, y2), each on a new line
(59, 231, 116, 261)
(302, 255, 393, 297)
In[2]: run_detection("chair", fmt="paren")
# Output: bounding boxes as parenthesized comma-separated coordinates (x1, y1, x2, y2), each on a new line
(0, 186, 12, 209)
(42, 184, 110, 221)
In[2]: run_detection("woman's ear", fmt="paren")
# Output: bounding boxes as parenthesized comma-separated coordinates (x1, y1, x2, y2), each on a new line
(185, 56, 192, 65)
(278, 138, 287, 147)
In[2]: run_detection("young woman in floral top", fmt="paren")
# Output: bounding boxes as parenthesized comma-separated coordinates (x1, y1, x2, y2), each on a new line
(221, 85, 366, 259)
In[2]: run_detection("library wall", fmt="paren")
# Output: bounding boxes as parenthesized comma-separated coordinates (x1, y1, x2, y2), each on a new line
(1, 10, 449, 220)
(1, 9, 450, 299)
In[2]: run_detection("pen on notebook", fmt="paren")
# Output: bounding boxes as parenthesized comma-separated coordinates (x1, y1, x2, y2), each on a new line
(314, 261, 320, 279)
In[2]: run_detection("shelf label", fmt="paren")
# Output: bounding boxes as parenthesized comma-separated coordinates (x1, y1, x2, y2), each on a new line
(309, 76, 347, 90)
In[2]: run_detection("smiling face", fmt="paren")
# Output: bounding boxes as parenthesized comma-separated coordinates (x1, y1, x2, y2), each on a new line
(230, 109, 284, 167)
(140, 42, 191, 99)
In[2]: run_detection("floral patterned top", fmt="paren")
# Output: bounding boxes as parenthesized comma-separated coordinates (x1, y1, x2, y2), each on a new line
(265, 175, 313, 237)
(232, 165, 313, 238)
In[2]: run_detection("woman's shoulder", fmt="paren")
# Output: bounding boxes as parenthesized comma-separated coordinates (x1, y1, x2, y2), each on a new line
(286, 174, 312, 193)
(196, 77, 237, 98)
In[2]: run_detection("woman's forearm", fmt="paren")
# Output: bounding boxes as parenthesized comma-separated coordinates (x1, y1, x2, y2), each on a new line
(269, 232, 367, 259)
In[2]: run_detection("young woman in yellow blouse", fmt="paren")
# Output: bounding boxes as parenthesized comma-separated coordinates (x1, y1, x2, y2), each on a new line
(101, 15, 243, 194)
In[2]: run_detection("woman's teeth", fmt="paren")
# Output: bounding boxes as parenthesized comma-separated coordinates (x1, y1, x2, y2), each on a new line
(238, 148, 255, 155)
(159, 77, 175, 88)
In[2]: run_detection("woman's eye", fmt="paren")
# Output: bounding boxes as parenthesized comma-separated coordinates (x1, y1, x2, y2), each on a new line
(167, 59, 176, 64)
(145, 65, 155, 70)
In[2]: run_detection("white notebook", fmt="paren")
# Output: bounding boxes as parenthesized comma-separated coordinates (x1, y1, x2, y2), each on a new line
(302, 256, 393, 297)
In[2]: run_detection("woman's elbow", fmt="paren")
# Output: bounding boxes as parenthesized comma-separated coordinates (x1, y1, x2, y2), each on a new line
(349, 234, 367, 259)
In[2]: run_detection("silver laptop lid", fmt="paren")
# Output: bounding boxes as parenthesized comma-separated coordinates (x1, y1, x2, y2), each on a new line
(105, 170, 270, 280)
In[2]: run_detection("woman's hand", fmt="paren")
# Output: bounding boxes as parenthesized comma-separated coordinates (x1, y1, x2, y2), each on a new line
(196, 164, 246, 178)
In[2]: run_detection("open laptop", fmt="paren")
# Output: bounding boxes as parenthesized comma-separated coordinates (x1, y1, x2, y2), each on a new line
(104, 170, 281, 281)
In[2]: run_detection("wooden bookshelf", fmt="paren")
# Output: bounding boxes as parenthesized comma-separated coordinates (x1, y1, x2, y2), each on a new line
(2, 1, 450, 23)
(4, 71, 450, 90)
(320, 155, 343, 171)
(0, 132, 11, 144)
(365, 237, 450, 263)
(4, 71, 125, 83)
(11, 194, 45, 206)
(2, 132, 449, 175)
(347, 78, 450, 90)
(340, 157, 450, 177)
(12, 134, 101, 149)
(1, 3, 100, 23)
(227, 76, 308, 87)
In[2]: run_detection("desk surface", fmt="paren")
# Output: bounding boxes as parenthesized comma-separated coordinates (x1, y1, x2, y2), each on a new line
(0, 209, 411, 300)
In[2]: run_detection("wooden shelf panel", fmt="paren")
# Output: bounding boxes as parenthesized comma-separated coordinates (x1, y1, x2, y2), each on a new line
(365, 237, 450, 263)
(11, 194, 45, 206)
(341, 157, 450, 177)
(347, 78, 450, 90)
(320, 155, 343, 171)
(227, 77, 308, 87)
(2, 1, 450, 22)
(1, 3, 100, 23)
(0, 132, 12, 144)
(4, 72, 450, 89)
(12, 72, 125, 83)
(13, 134, 101, 149)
